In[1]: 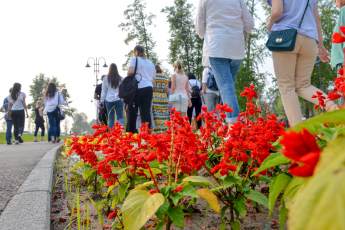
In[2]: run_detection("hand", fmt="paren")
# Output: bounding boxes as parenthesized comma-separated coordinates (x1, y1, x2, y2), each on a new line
(26, 114, 29, 118)
(188, 100, 192, 108)
(318, 46, 330, 63)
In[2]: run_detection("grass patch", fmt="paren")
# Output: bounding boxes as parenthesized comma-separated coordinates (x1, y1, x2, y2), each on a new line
(0, 132, 37, 144)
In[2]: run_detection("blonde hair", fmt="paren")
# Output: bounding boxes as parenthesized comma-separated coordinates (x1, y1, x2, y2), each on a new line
(173, 61, 184, 74)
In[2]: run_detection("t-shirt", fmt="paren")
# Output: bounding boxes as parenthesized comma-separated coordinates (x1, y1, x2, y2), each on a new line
(129, 57, 156, 89)
(9, 92, 26, 111)
(188, 79, 201, 89)
(202, 68, 219, 95)
(94, 84, 102, 100)
(44, 92, 66, 113)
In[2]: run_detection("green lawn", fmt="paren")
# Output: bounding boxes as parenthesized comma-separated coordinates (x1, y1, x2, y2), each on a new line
(0, 132, 37, 144)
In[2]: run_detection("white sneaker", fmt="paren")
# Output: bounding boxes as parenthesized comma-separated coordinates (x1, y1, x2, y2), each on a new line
(15, 140, 19, 145)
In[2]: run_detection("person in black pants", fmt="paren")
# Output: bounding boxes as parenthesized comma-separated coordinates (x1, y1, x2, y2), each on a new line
(34, 100, 45, 142)
(187, 73, 202, 129)
(8, 83, 29, 144)
(126, 45, 156, 133)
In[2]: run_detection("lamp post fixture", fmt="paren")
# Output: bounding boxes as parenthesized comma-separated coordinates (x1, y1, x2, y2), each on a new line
(85, 57, 108, 86)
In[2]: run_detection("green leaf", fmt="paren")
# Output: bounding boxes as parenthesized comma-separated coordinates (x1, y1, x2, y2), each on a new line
(105, 183, 119, 197)
(112, 167, 127, 175)
(196, 188, 221, 213)
(268, 173, 292, 215)
(253, 153, 290, 176)
(180, 184, 198, 198)
(231, 220, 241, 230)
(167, 207, 184, 228)
(245, 190, 268, 208)
(82, 168, 96, 181)
(133, 181, 154, 190)
(279, 204, 288, 230)
(182, 176, 214, 186)
(119, 183, 130, 202)
(156, 201, 170, 219)
(234, 197, 247, 217)
(171, 192, 183, 206)
(288, 137, 345, 230)
(291, 109, 345, 132)
(122, 190, 165, 230)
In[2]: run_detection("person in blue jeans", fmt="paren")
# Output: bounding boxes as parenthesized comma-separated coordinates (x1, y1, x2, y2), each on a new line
(44, 83, 66, 143)
(101, 63, 124, 128)
(196, 0, 254, 123)
(1, 89, 13, 145)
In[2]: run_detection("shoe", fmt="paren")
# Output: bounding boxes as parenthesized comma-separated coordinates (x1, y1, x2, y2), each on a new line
(18, 136, 24, 143)
(41, 137, 44, 142)
(15, 140, 19, 145)
(7, 142, 12, 145)
(34, 137, 38, 142)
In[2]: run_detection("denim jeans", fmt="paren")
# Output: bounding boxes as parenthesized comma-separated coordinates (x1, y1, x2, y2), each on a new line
(6, 119, 13, 143)
(203, 92, 221, 112)
(47, 109, 60, 139)
(105, 100, 124, 128)
(209, 57, 242, 122)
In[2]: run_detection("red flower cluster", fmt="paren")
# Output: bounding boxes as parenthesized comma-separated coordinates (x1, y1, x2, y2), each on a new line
(201, 85, 284, 176)
(280, 129, 321, 177)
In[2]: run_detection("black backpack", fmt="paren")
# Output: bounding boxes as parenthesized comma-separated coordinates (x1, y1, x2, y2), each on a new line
(206, 68, 218, 91)
(190, 80, 201, 98)
(119, 58, 139, 105)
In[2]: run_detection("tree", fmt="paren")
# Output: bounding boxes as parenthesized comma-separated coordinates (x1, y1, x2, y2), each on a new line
(163, 0, 203, 77)
(119, 0, 158, 67)
(71, 112, 93, 134)
(29, 73, 75, 117)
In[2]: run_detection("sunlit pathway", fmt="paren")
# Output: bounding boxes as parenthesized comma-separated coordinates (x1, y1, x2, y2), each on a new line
(0, 142, 56, 215)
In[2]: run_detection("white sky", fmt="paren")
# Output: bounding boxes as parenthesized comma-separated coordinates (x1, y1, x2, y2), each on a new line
(0, 0, 272, 124)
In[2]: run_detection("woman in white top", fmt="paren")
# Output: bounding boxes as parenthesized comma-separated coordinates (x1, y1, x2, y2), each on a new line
(8, 83, 28, 144)
(126, 45, 156, 133)
(44, 83, 65, 143)
(101, 63, 124, 128)
(196, 0, 254, 123)
(169, 61, 191, 116)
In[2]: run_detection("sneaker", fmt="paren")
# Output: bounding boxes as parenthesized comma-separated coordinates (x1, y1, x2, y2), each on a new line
(7, 142, 12, 145)
(15, 140, 19, 145)
(41, 137, 44, 142)
(18, 136, 24, 143)
(34, 137, 38, 142)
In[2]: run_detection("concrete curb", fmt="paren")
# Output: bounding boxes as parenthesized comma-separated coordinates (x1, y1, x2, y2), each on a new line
(0, 144, 62, 230)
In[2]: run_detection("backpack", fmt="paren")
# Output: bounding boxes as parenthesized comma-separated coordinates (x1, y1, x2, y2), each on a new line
(190, 80, 201, 98)
(206, 68, 218, 91)
(119, 58, 139, 105)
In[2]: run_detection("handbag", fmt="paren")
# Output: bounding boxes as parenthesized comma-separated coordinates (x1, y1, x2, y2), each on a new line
(57, 92, 65, 121)
(266, 0, 310, 52)
(119, 57, 140, 105)
(168, 93, 181, 103)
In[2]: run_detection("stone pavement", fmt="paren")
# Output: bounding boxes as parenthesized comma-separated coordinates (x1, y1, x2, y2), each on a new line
(0, 142, 56, 215)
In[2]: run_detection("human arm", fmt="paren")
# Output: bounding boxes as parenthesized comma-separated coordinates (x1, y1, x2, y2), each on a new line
(127, 57, 136, 76)
(23, 95, 28, 118)
(201, 68, 208, 94)
(171, 74, 176, 94)
(314, 6, 330, 63)
(240, 0, 254, 33)
(267, 0, 283, 31)
(195, 0, 206, 39)
(185, 79, 192, 107)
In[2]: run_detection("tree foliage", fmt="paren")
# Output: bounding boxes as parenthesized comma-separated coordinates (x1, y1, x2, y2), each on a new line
(119, 0, 158, 67)
(71, 112, 93, 134)
(163, 0, 203, 77)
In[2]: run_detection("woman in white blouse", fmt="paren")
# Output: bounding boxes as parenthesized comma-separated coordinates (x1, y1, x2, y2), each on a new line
(196, 0, 254, 123)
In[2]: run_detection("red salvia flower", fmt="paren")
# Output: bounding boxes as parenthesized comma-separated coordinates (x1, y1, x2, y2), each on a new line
(332, 32, 345, 43)
(280, 129, 321, 177)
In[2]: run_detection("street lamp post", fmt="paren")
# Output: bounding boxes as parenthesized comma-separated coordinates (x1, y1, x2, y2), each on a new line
(85, 57, 108, 86)
(85, 57, 108, 121)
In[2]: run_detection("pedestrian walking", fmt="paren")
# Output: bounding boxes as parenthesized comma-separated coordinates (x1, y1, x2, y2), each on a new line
(44, 83, 66, 143)
(34, 100, 45, 142)
(152, 64, 169, 133)
(267, 0, 338, 126)
(126, 45, 156, 133)
(169, 61, 191, 116)
(1, 88, 13, 145)
(187, 73, 202, 129)
(101, 64, 124, 128)
(95, 75, 108, 125)
(196, 0, 254, 123)
(8, 83, 28, 144)
(202, 67, 221, 112)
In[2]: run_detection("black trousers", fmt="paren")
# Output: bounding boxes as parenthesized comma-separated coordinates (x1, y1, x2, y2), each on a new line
(126, 87, 153, 133)
(11, 110, 25, 140)
(34, 122, 45, 137)
(187, 97, 202, 129)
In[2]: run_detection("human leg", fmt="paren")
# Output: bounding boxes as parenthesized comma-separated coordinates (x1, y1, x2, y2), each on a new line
(6, 120, 13, 144)
(11, 111, 20, 142)
(194, 97, 202, 129)
(47, 110, 58, 141)
(209, 57, 241, 122)
(114, 100, 124, 125)
(105, 101, 116, 128)
(138, 87, 153, 128)
(126, 102, 139, 133)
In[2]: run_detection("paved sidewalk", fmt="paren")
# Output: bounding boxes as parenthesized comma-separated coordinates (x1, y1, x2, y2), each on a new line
(0, 142, 56, 215)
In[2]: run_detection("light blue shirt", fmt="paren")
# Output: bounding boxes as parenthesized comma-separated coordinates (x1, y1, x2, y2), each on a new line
(268, 0, 318, 41)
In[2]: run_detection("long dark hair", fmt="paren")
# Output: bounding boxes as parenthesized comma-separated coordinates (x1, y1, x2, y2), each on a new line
(46, 82, 57, 98)
(108, 63, 121, 89)
(11, 83, 21, 101)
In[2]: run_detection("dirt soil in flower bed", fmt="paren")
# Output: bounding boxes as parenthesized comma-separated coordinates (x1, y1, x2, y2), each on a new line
(51, 154, 279, 230)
